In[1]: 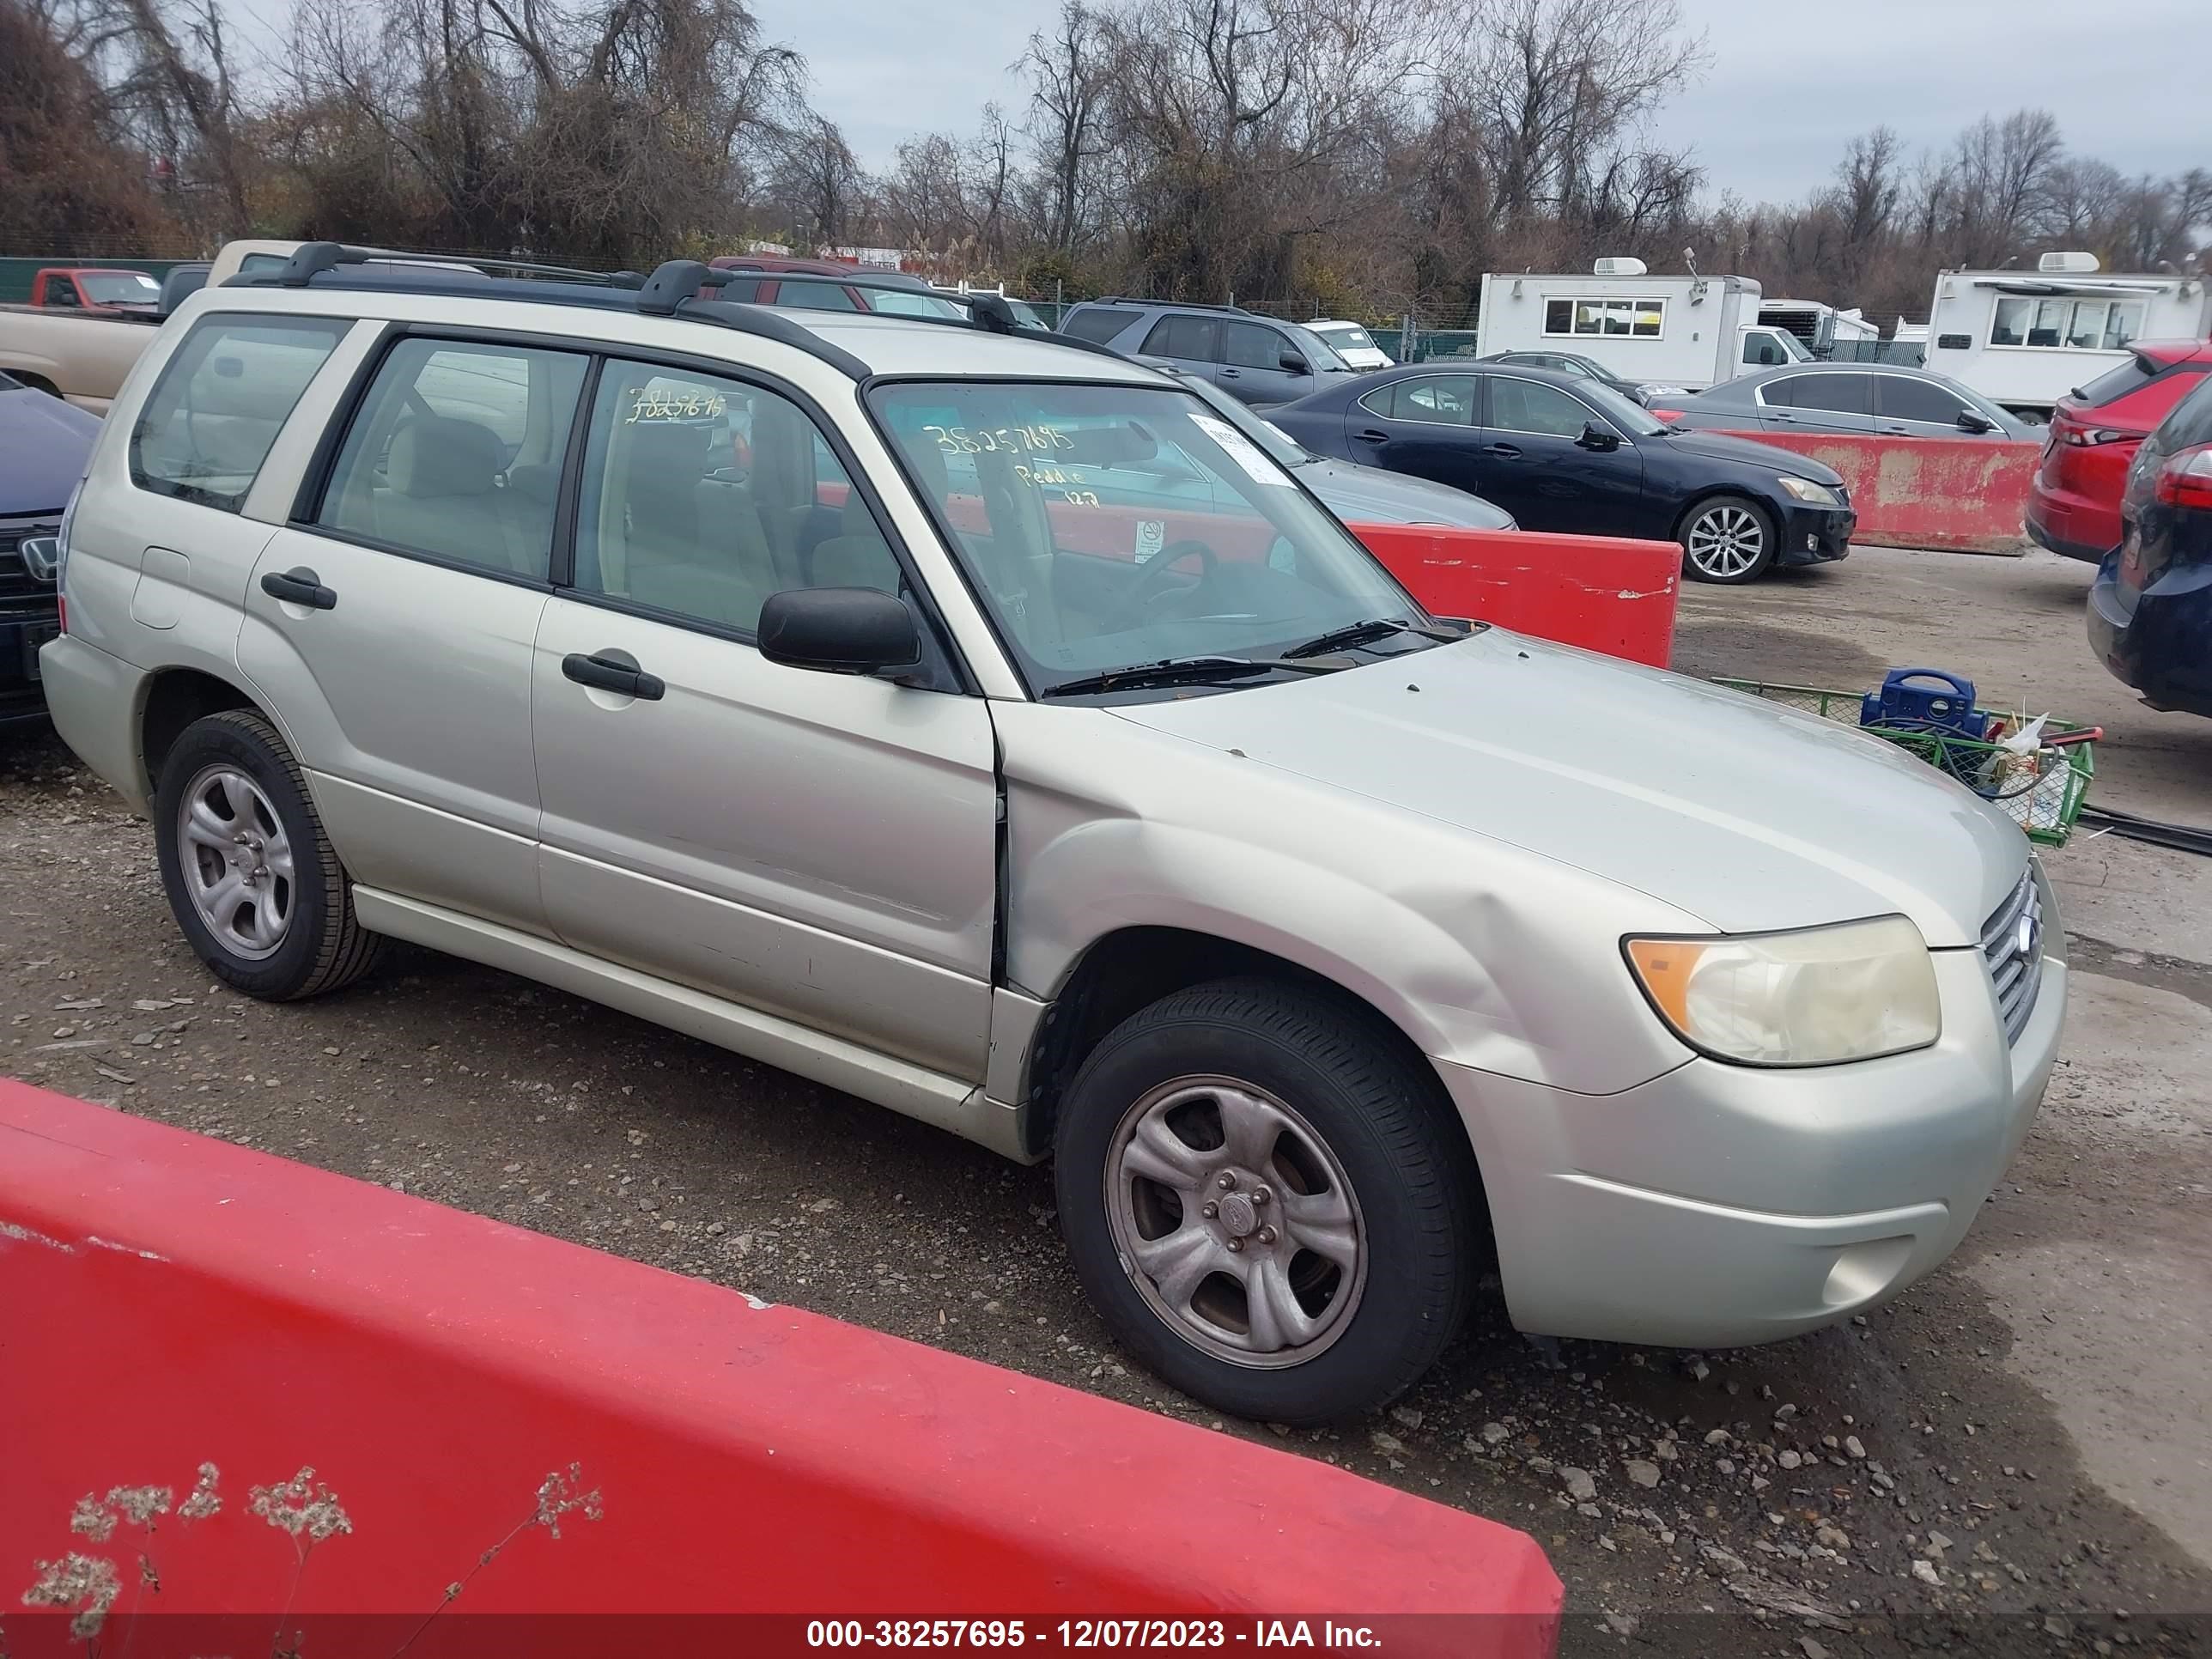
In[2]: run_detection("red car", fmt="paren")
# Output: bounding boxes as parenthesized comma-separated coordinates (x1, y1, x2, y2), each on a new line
(2028, 339, 2212, 562)
(703, 256, 962, 319)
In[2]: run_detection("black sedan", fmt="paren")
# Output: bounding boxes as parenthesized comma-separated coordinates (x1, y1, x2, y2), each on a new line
(1268, 362, 1856, 583)
(2088, 371, 2212, 718)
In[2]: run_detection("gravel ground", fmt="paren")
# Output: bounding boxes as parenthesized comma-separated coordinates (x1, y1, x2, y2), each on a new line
(3, 544, 2209, 1655)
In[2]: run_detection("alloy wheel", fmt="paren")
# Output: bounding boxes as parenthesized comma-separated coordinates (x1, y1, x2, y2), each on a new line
(1686, 503, 1767, 579)
(176, 764, 295, 960)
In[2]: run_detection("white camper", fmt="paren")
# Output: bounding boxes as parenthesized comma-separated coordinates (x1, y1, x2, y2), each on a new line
(1474, 259, 1810, 393)
(1923, 252, 2212, 416)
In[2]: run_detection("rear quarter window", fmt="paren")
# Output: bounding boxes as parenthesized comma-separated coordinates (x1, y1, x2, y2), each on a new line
(2075, 356, 2159, 408)
(1060, 308, 1139, 344)
(129, 313, 349, 512)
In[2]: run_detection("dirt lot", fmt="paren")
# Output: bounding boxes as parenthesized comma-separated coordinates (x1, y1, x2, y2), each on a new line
(3, 544, 2209, 1655)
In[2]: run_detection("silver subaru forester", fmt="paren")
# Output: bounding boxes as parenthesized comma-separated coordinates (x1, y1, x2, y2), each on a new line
(39, 246, 2063, 1422)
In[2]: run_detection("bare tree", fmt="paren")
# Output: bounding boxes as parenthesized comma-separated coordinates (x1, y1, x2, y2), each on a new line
(1018, 0, 1114, 252)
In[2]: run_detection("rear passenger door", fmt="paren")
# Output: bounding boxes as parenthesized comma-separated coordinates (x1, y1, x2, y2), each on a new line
(1348, 374, 1485, 494)
(1139, 314, 1222, 383)
(530, 359, 999, 1083)
(1757, 372, 1875, 435)
(238, 331, 589, 936)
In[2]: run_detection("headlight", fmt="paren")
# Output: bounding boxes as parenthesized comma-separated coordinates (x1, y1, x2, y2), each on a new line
(1777, 475, 1843, 506)
(1624, 915, 1940, 1066)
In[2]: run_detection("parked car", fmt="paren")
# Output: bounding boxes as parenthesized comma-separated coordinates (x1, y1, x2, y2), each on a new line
(708, 256, 963, 318)
(43, 243, 2061, 1423)
(1268, 362, 1855, 583)
(2029, 341, 2212, 562)
(0, 303, 161, 413)
(2087, 372, 2212, 717)
(1481, 348, 1677, 407)
(1058, 298, 1360, 407)
(1651, 364, 2037, 441)
(1144, 362, 1515, 529)
(24, 266, 163, 317)
(1, 371, 98, 726)
(1306, 319, 1395, 370)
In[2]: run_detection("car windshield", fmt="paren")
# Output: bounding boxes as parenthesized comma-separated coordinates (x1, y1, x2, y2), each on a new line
(1173, 373, 1313, 467)
(80, 272, 161, 304)
(871, 380, 1430, 695)
(866, 287, 966, 319)
(1317, 325, 1376, 352)
(1285, 324, 1354, 372)
(1575, 378, 1668, 436)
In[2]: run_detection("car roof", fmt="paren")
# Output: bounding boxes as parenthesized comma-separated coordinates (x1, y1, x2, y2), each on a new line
(2131, 338, 2212, 368)
(800, 312, 1168, 382)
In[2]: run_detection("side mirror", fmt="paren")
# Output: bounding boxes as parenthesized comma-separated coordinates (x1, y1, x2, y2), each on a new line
(1279, 351, 1310, 374)
(1577, 422, 1621, 452)
(17, 536, 61, 583)
(758, 587, 921, 674)
(1956, 409, 1996, 434)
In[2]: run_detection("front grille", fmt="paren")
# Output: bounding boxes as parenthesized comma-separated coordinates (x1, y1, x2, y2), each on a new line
(0, 516, 61, 606)
(1980, 869, 2045, 1044)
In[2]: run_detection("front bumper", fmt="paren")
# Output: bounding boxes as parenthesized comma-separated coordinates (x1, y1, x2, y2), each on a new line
(0, 609, 61, 726)
(1437, 889, 2065, 1348)
(1777, 502, 1854, 567)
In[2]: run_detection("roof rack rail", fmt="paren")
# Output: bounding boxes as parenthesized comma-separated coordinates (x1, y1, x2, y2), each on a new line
(1090, 295, 1252, 314)
(240, 241, 642, 290)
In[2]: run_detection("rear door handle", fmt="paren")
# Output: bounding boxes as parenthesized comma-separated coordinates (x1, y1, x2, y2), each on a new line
(1482, 442, 1523, 459)
(562, 652, 665, 702)
(260, 568, 336, 610)
(1218, 368, 1242, 379)
(1353, 428, 1388, 443)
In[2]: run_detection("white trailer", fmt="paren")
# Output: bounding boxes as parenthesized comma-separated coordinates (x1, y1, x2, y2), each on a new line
(1923, 252, 2212, 416)
(1474, 259, 1810, 393)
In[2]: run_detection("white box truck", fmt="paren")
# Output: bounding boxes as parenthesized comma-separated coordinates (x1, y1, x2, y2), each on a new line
(1923, 252, 2212, 417)
(1759, 299, 1880, 353)
(1474, 259, 1810, 394)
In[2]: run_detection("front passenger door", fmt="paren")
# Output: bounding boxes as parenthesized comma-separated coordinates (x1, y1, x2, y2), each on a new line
(1875, 374, 1992, 439)
(1474, 374, 1646, 535)
(1759, 372, 1875, 435)
(531, 359, 999, 1082)
(1218, 320, 1311, 407)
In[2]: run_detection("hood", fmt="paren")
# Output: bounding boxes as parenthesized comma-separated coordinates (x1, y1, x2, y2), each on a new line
(1109, 631, 2023, 946)
(1298, 455, 1516, 529)
(1654, 427, 1846, 487)
(0, 387, 98, 518)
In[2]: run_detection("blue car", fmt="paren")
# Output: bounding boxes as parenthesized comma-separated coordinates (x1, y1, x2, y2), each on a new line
(2089, 372, 2212, 718)
(1, 372, 98, 726)
(1267, 361, 1856, 583)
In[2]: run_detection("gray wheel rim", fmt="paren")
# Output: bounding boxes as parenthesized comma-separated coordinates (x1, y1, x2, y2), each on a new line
(1104, 1073, 1367, 1370)
(1686, 503, 1765, 577)
(177, 764, 295, 961)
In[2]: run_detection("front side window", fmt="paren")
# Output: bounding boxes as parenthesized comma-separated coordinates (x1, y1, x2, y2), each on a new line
(573, 362, 899, 634)
(1875, 375, 1971, 424)
(872, 381, 1421, 691)
(1362, 376, 1477, 426)
(1224, 321, 1287, 370)
(43, 276, 82, 307)
(131, 313, 349, 512)
(315, 337, 586, 578)
(1546, 298, 1663, 338)
(1488, 377, 1598, 438)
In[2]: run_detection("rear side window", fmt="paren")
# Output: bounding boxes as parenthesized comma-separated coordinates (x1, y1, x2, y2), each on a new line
(1770, 373, 1869, 415)
(1060, 307, 1139, 344)
(2075, 355, 2160, 408)
(131, 314, 349, 512)
(1362, 376, 1477, 426)
(1142, 314, 1219, 362)
(314, 336, 587, 580)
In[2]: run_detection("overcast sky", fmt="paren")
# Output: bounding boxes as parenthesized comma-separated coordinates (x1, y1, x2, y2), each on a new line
(747, 0, 2209, 204)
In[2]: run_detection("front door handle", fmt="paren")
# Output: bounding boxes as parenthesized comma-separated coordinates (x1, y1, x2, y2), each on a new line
(1353, 428, 1388, 443)
(562, 652, 665, 702)
(1482, 442, 1523, 459)
(1218, 368, 1242, 379)
(260, 568, 336, 610)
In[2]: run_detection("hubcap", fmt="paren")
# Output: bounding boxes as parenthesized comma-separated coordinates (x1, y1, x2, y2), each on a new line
(1104, 1075, 1366, 1370)
(176, 765, 295, 961)
(1686, 505, 1765, 577)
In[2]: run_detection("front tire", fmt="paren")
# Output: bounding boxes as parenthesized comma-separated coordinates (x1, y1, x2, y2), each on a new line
(153, 709, 383, 1000)
(1054, 978, 1478, 1424)
(1680, 494, 1777, 584)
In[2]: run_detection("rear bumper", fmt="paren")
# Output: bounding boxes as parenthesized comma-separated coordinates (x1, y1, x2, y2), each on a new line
(1777, 503, 1854, 567)
(2089, 554, 2212, 716)
(1438, 915, 2064, 1348)
(2026, 489, 2117, 563)
(36, 633, 151, 810)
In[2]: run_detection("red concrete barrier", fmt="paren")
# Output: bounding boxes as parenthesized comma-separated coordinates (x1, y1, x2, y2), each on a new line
(1354, 522, 1681, 668)
(1714, 430, 2039, 555)
(0, 1081, 1560, 1656)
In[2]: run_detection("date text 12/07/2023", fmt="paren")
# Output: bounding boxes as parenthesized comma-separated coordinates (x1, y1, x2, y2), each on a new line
(801, 1617, 1502, 1650)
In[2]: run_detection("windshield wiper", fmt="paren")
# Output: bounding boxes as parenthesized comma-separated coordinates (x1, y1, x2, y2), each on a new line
(1281, 617, 1460, 659)
(1041, 655, 1333, 699)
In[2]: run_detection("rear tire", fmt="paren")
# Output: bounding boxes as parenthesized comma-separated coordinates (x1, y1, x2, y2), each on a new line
(1680, 493, 1778, 584)
(153, 709, 383, 1000)
(1054, 977, 1478, 1424)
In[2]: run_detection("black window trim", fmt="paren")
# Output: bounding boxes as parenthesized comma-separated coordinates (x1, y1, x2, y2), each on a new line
(128, 308, 358, 517)
(291, 322, 976, 694)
